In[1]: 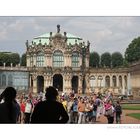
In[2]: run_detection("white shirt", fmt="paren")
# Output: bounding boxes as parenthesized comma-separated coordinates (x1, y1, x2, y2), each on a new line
(25, 103, 32, 113)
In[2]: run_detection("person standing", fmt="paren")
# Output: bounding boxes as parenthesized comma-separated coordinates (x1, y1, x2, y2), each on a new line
(92, 101, 97, 123)
(115, 101, 122, 124)
(0, 87, 19, 123)
(104, 100, 115, 124)
(78, 97, 85, 124)
(72, 98, 78, 123)
(67, 97, 74, 123)
(31, 86, 69, 123)
(20, 99, 26, 123)
(24, 99, 33, 123)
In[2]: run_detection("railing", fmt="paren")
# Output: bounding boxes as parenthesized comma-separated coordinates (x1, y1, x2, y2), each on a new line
(0, 66, 28, 71)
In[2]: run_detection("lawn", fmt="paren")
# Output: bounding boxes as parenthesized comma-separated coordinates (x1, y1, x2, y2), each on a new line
(127, 113, 140, 120)
(122, 104, 140, 110)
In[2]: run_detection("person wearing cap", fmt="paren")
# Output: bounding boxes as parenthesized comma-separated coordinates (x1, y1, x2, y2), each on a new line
(0, 87, 20, 123)
(31, 86, 69, 123)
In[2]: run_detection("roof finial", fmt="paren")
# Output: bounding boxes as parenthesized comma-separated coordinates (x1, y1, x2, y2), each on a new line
(57, 24, 60, 33)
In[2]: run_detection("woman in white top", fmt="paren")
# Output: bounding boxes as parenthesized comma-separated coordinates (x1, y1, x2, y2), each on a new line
(24, 99, 33, 123)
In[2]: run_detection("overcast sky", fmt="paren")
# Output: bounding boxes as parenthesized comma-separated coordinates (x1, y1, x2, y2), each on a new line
(0, 16, 140, 56)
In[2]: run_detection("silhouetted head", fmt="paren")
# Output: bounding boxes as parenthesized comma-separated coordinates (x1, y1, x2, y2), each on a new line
(45, 86, 58, 100)
(2, 87, 17, 102)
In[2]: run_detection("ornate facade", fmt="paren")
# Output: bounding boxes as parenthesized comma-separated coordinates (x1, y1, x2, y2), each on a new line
(26, 25, 129, 95)
(129, 61, 140, 99)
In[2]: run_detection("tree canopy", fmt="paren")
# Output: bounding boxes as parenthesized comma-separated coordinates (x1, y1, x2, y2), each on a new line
(21, 53, 26, 66)
(89, 52, 100, 67)
(112, 52, 123, 68)
(125, 37, 140, 63)
(101, 52, 111, 68)
(0, 52, 20, 66)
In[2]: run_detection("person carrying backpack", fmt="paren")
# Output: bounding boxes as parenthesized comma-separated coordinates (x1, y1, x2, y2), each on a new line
(115, 101, 122, 124)
(72, 98, 78, 123)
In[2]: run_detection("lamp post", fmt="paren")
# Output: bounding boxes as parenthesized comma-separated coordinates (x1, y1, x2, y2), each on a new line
(81, 44, 86, 95)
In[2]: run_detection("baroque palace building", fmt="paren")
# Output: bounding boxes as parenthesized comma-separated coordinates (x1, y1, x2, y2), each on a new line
(25, 25, 130, 95)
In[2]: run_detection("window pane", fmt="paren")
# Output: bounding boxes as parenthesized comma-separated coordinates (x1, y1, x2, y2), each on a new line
(53, 51, 64, 67)
(36, 53, 44, 67)
(72, 52, 79, 67)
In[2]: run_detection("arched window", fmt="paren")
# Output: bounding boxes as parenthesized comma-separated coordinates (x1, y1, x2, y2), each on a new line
(36, 52, 44, 67)
(72, 52, 79, 67)
(53, 50, 64, 67)
(119, 76, 122, 87)
(8, 75, 13, 86)
(112, 75, 117, 87)
(90, 76, 96, 88)
(105, 76, 110, 87)
(98, 75, 103, 87)
(2, 74, 6, 87)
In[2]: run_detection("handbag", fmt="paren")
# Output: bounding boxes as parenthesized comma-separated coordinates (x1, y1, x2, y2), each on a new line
(105, 107, 113, 116)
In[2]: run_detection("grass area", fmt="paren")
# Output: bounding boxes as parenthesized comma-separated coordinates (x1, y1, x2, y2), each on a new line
(122, 104, 140, 110)
(127, 113, 140, 120)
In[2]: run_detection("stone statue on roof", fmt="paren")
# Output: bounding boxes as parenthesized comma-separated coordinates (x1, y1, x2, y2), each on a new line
(57, 24, 60, 33)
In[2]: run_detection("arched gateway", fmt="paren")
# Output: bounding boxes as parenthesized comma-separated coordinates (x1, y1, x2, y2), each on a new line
(71, 76, 78, 93)
(37, 76, 44, 93)
(53, 74, 63, 91)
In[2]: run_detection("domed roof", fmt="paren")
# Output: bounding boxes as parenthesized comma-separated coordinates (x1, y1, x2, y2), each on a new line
(32, 32, 83, 45)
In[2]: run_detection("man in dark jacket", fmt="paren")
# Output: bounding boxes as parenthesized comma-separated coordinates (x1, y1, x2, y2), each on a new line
(31, 86, 69, 123)
(115, 101, 122, 124)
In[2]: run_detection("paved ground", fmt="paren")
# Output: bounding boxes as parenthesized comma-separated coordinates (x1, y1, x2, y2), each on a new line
(95, 110, 140, 124)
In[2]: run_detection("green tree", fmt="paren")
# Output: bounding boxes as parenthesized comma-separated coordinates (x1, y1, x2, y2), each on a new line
(125, 37, 140, 63)
(10, 53, 20, 66)
(0, 52, 11, 66)
(0, 52, 20, 66)
(101, 52, 111, 68)
(21, 53, 26, 66)
(112, 52, 124, 68)
(89, 52, 100, 67)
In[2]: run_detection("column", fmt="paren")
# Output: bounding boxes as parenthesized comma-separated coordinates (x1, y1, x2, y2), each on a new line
(26, 54, 30, 67)
(127, 73, 131, 95)
(32, 75, 37, 94)
(33, 54, 36, 66)
(44, 75, 49, 91)
(85, 74, 90, 95)
(49, 55, 52, 67)
(117, 75, 119, 87)
(95, 75, 98, 87)
(122, 75, 125, 95)
(49, 76, 53, 86)
(103, 76, 105, 88)
(110, 75, 113, 87)
(69, 54, 72, 67)
(79, 54, 82, 67)
(78, 75, 82, 94)
(68, 75, 72, 93)
(44, 54, 47, 67)
(86, 55, 89, 68)
(64, 54, 67, 67)
(63, 74, 67, 93)
(29, 75, 32, 87)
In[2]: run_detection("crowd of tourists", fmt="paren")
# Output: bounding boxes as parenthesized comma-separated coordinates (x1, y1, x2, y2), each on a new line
(0, 86, 122, 124)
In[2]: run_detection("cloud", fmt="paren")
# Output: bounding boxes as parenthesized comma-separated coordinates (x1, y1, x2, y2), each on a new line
(0, 29, 7, 40)
(0, 16, 140, 55)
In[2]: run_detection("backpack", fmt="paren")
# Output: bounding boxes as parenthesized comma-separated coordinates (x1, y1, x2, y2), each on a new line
(96, 99, 100, 106)
(72, 102, 78, 112)
(115, 105, 122, 114)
